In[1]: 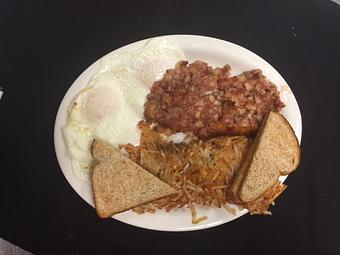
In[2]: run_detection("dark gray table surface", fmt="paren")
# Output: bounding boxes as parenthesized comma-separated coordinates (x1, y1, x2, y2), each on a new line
(1, 0, 340, 254)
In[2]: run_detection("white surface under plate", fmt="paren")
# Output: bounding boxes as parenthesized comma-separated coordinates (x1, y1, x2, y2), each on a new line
(54, 34, 302, 231)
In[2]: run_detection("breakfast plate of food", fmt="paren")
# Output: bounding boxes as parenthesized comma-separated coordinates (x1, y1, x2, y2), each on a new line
(54, 34, 302, 231)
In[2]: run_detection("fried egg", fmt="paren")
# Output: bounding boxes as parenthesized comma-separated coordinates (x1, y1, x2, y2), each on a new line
(63, 38, 186, 179)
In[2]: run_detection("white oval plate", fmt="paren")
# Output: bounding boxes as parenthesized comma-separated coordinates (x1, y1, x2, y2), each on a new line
(54, 35, 302, 231)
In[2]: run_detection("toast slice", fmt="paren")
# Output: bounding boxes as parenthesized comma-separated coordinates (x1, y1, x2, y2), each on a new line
(231, 111, 300, 203)
(91, 139, 177, 218)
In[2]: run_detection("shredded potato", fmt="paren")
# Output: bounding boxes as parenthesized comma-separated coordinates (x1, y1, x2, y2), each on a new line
(243, 182, 287, 215)
(127, 122, 251, 223)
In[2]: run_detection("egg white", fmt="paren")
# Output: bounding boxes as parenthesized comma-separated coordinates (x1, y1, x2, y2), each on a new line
(63, 38, 186, 180)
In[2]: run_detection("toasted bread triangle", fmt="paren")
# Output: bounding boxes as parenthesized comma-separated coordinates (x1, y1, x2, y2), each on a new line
(231, 111, 300, 203)
(91, 139, 177, 218)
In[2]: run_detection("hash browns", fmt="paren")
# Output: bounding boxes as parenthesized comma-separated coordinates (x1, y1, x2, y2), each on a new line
(124, 122, 251, 215)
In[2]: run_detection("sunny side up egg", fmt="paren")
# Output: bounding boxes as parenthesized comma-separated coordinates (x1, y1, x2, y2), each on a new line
(63, 38, 186, 180)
